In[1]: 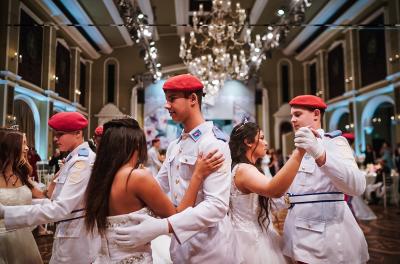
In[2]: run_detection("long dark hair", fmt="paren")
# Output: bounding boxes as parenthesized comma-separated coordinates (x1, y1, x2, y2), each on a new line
(84, 118, 148, 235)
(0, 128, 33, 189)
(229, 122, 270, 232)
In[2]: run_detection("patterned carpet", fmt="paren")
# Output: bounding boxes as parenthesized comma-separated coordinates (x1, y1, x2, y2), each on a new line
(34, 205, 400, 264)
(359, 205, 400, 264)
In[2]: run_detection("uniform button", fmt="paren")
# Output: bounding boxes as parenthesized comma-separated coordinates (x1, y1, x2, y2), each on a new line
(307, 224, 311, 228)
(302, 167, 305, 170)
(179, 149, 182, 153)
(176, 178, 180, 184)
(176, 165, 180, 169)
(174, 193, 178, 198)
(185, 158, 188, 162)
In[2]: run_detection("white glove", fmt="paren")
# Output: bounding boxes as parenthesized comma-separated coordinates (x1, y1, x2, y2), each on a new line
(294, 127, 325, 159)
(114, 213, 169, 247)
(0, 202, 4, 219)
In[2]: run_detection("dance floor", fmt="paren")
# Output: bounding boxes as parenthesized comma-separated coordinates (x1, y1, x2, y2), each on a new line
(34, 205, 400, 264)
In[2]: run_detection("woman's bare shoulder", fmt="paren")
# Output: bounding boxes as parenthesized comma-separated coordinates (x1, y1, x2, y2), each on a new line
(236, 163, 258, 175)
(118, 167, 154, 188)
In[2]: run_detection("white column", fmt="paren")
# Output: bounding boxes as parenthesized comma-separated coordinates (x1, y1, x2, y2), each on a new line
(130, 84, 140, 118)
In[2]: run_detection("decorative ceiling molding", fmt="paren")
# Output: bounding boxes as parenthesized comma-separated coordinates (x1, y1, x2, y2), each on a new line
(60, 0, 112, 54)
(295, 0, 375, 61)
(283, 0, 347, 56)
(37, 0, 100, 59)
(175, 0, 188, 36)
(103, 0, 134, 46)
(135, 0, 159, 40)
(249, 0, 269, 25)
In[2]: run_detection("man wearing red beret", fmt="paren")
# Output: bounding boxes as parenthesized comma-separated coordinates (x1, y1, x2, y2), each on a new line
(282, 95, 368, 263)
(114, 74, 239, 263)
(0, 111, 99, 264)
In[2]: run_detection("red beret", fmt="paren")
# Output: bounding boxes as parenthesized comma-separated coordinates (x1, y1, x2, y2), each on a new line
(163, 74, 203, 92)
(94, 125, 103, 136)
(342, 133, 355, 141)
(289, 95, 327, 110)
(48, 112, 88, 132)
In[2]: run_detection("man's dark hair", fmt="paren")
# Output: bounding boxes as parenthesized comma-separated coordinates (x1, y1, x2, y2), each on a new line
(184, 90, 204, 110)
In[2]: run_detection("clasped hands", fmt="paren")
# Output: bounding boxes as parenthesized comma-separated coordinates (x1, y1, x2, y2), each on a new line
(294, 127, 325, 160)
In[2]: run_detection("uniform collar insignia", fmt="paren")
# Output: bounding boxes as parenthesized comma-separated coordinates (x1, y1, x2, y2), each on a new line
(190, 129, 202, 142)
(179, 122, 210, 142)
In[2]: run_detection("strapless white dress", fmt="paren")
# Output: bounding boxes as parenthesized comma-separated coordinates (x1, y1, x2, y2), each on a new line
(230, 165, 288, 264)
(94, 207, 172, 264)
(0, 185, 43, 264)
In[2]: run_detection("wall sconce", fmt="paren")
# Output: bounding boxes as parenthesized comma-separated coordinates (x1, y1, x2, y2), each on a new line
(6, 114, 17, 128)
(389, 54, 399, 63)
(390, 114, 400, 125)
(75, 89, 81, 95)
(11, 52, 23, 63)
(345, 123, 354, 130)
(52, 75, 59, 84)
(316, 90, 324, 97)
(345, 76, 353, 84)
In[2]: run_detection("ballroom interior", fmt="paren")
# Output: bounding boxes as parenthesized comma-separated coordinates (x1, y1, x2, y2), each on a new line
(1, 0, 400, 263)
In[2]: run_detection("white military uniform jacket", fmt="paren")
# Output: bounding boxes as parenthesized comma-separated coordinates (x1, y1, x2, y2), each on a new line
(157, 121, 240, 264)
(282, 130, 369, 264)
(4, 142, 100, 264)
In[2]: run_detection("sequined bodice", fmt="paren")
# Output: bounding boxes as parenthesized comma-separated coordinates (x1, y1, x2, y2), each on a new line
(95, 207, 153, 264)
(0, 186, 32, 232)
(229, 165, 263, 234)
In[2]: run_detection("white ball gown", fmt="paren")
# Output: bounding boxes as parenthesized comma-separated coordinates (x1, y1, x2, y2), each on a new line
(0, 185, 43, 264)
(94, 207, 172, 264)
(230, 164, 288, 264)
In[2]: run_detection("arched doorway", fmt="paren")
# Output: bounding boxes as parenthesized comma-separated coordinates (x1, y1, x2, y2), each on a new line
(329, 107, 350, 132)
(367, 102, 395, 155)
(337, 112, 350, 132)
(361, 95, 395, 153)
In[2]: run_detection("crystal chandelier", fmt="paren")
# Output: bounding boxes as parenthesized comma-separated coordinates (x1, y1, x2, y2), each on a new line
(179, 1, 264, 104)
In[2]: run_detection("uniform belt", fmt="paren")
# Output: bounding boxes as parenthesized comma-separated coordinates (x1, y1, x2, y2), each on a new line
(285, 192, 344, 209)
(56, 208, 85, 224)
